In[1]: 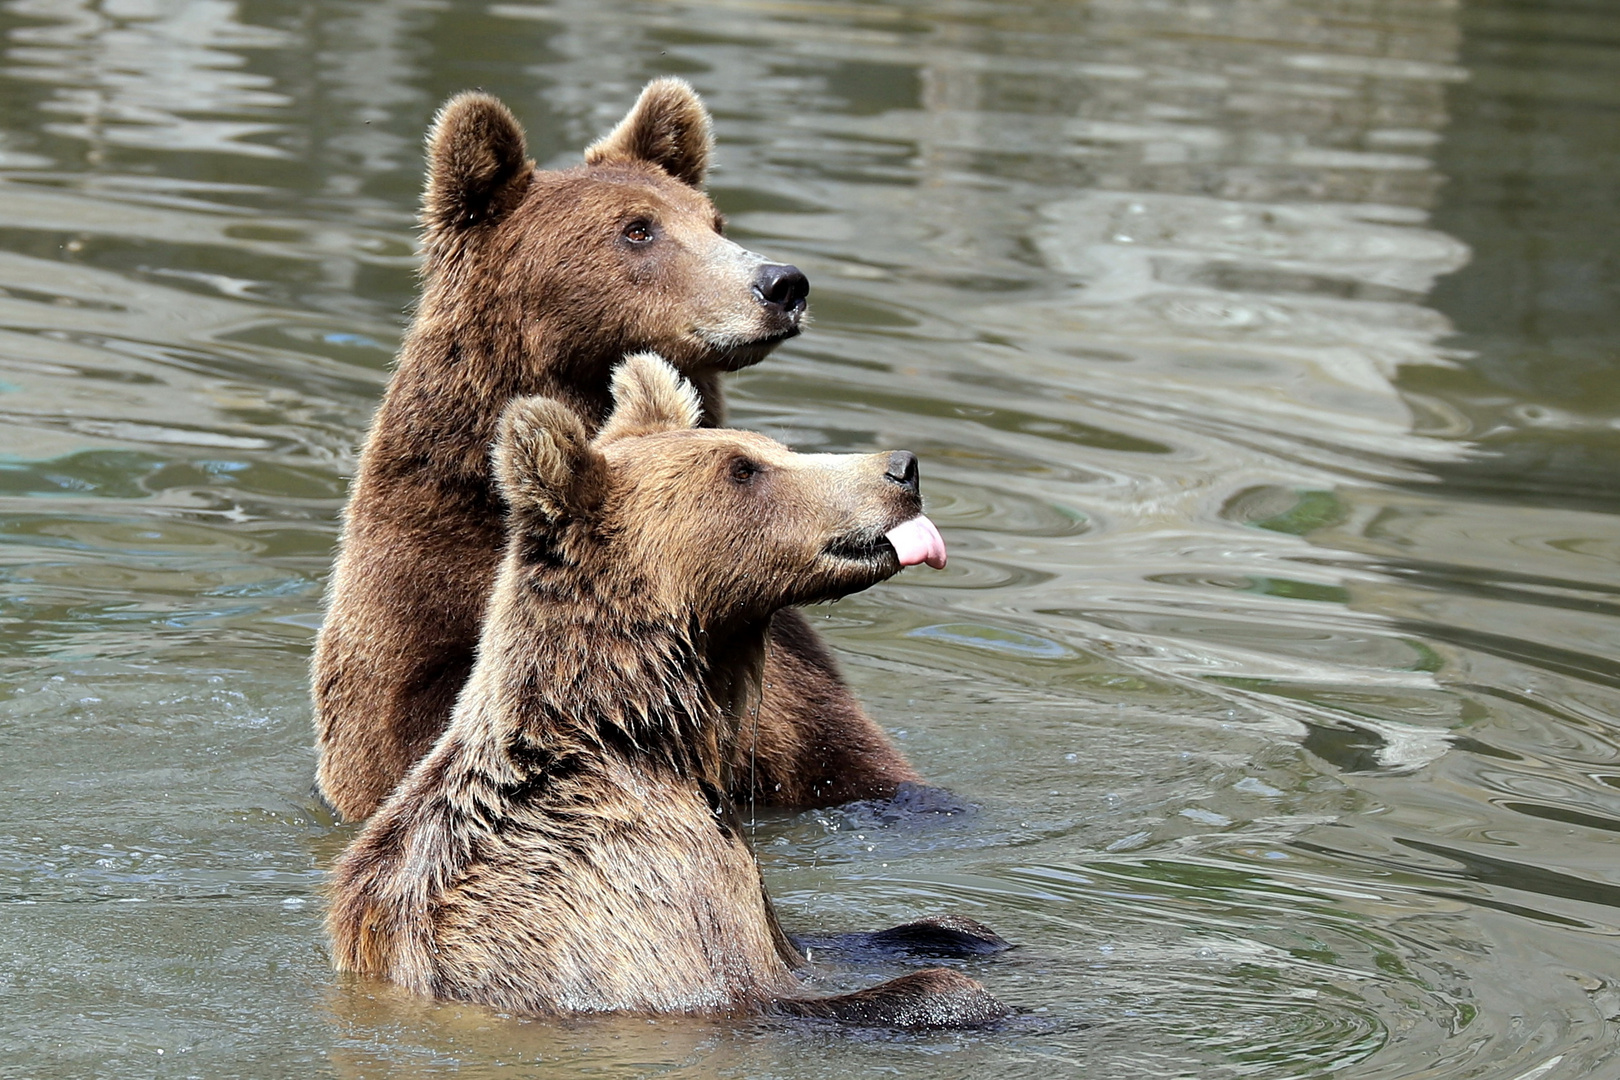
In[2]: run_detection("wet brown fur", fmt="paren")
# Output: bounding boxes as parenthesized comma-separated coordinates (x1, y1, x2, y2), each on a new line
(312, 78, 920, 822)
(326, 357, 1003, 1026)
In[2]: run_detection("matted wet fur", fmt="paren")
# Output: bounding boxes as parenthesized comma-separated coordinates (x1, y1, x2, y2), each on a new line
(312, 77, 921, 822)
(326, 355, 1007, 1027)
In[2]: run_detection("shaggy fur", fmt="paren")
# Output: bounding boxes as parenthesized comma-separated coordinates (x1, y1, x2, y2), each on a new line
(312, 77, 921, 822)
(327, 356, 1005, 1027)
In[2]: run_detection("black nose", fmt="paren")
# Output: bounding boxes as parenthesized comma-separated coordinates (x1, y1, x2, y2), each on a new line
(753, 263, 809, 315)
(884, 451, 919, 495)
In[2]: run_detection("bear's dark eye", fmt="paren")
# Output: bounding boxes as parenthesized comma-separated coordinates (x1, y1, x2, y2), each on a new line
(729, 458, 760, 484)
(622, 220, 654, 244)
(713, 212, 727, 235)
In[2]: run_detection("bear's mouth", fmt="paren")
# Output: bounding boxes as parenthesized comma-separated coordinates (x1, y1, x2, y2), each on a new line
(709, 325, 801, 371)
(822, 529, 898, 568)
(822, 516, 947, 572)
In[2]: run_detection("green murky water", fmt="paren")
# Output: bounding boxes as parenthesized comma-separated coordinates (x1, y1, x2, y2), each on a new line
(2, 1, 1618, 1076)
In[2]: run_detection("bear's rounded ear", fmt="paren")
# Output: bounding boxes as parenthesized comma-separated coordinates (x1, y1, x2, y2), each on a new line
(596, 352, 704, 444)
(493, 396, 608, 523)
(423, 92, 533, 238)
(584, 78, 713, 188)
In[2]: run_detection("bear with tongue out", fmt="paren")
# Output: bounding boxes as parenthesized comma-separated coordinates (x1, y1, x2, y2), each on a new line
(326, 354, 1005, 1025)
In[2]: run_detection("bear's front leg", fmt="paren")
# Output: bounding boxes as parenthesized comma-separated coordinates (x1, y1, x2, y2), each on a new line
(774, 968, 1010, 1029)
(791, 913, 1011, 962)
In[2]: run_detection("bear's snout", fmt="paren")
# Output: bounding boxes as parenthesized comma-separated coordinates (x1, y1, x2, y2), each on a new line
(752, 263, 809, 317)
(883, 451, 920, 497)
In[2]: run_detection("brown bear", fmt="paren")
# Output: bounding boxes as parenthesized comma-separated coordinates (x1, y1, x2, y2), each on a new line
(326, 355, 1000, 1026)
(312, 78, 925, 823)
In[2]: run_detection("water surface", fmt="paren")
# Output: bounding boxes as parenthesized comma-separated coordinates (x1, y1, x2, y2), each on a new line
(1, 1, 1618, 1077)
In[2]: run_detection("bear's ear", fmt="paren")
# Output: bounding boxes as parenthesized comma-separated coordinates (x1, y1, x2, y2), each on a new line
(493, 396, 609, 523)
(596, 352, 704, 444)
(423, 92, 533, 237)
(583, 78, 713, 188)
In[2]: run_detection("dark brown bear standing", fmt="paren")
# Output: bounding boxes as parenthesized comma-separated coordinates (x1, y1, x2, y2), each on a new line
(312, 78, 925, 822)
(326, 354, 1003, 1026)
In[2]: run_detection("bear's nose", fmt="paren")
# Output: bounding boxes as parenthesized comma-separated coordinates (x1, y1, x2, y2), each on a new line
(753, 263, 809, 316)
(884, 451, 920, 495)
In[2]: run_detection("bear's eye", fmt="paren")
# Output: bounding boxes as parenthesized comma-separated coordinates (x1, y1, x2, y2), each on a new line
(623, 220, 654, 244)
(729, 458, 760, 484)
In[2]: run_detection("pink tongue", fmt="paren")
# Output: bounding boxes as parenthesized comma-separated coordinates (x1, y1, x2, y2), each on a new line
(884, 516, 948, 569)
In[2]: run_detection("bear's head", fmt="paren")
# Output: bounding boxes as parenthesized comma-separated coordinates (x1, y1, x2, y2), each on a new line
(491, 353, 946, 634)
(420, 80, 808, 387)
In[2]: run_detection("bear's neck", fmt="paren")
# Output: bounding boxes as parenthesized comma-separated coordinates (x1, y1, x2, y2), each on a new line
(480, 574, 769, 791)
(370, 303, 723, 488)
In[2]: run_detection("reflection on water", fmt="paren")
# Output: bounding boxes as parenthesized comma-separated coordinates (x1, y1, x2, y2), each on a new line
(0, 1, 1617, 1077)
(9, 0, 291, 157)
